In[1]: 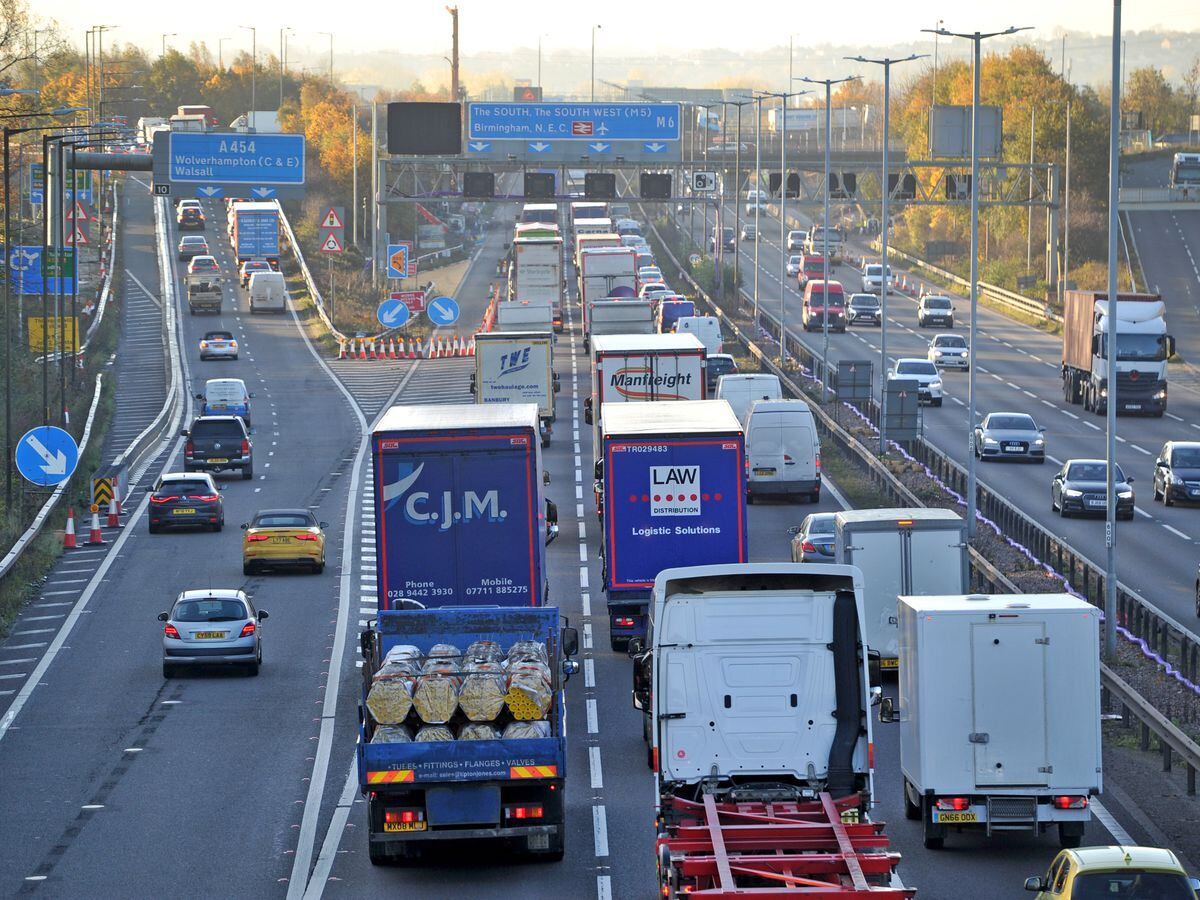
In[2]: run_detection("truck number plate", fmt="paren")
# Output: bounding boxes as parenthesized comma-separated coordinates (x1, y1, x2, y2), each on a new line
(933, 811, 978, 824)
(383, 822, 427, 833)
(879, 657, 899, 670)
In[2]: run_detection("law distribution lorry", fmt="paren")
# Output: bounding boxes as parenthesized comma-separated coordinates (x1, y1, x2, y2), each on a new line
(371, 404, 557, 610)
(826, 508, 968, 670)
(598, 401, 747, 649)
(634, 563, 913, 898)
(230, 201, 281, 265)
(471, 331, 557, 445)
(886, 592, 1101, 851)
(1061, 290, 1174, 416)
(358, 606, 578, 863)
(509, 234, 564, 333)
(585, 333, 707, 456)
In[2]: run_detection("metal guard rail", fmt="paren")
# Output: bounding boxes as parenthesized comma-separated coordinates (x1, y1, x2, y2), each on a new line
(647, 215, 1200, 795)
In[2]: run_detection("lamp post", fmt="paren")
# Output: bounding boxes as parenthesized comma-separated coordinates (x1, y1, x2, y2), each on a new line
(846, 54, 926, 453)
(798, 75, 859, 401)
(280, 27, 292, 107)
(1103, 1, 1122, 660)
(726, 99, 752, 303)
(218, 37, 230, 70)
(925, 23, 1032, 538)
(241, 26, 257, 117)
(320, 32, 334, 84)
(537, 35, 547, 89)
(591, 25, 601, 102)
(932, 18, 945, 103)
(161, 33, 175, 58)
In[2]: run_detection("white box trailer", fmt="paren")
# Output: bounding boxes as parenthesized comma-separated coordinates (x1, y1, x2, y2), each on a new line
(471, 331, 557, 445)
(511, 236, 564, 332)
(833, 508, 967, 668)
(587, 300, 654, 340)
(892, 592, 1101, 850)
(495, 300, 554, 334)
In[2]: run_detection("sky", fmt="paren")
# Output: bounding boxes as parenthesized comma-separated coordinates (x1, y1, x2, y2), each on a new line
(40, 0, 1200, 59)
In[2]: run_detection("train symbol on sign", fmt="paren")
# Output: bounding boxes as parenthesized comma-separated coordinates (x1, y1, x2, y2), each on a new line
(692, 172, 717, 193)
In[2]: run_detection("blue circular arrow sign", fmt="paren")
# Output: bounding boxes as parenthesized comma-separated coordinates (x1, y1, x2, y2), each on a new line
(16, 425, 79, 487)
(376, 297, 411, 329)
(425, 296, 460, 327)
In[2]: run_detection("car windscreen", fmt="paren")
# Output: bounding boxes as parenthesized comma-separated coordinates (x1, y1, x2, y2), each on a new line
(935, 335, 966, 347)
(205, 332, 234, 341)
(158, 480, 213, 495)
(191, 420, 245, 438)
(181, 236, 206, 245)
(924, 297, 952, 309)
(1067, 463, 1125, 482)
(1070, 871, 1194, 899)
(1171, 448, 1200, 467)
(205, 382, 248, 404)
(172, 598, 248, 623)
(896, 361, 937, 376)
(805, 515, 836, 535)
(850, 295, 879, 307)
(987, 415, 1035, 431)
(708, 358, 736, 375)
(254, 513, 314, 528)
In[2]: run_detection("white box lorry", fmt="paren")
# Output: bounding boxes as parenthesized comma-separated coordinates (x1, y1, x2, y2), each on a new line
(832, 508, 967, 669)
(887, 592, 1101, 850)
(495, 300, 554, 334)
(510, 235, 564, 333)
(471, 331, 557, 445)
(578, 247, 638, 344)
(586, 299, 654, 341)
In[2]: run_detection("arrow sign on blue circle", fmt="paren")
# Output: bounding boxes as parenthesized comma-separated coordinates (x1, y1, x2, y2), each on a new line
(426, 296, 460, 327)
(376, 297, 411, 329)
(15, 425, 79, 487)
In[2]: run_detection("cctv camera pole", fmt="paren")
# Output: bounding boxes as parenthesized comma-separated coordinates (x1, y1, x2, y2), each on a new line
(753, 96, 762, 326)
(847, 54, 926, 450)
(1104, 1, 1122, 660)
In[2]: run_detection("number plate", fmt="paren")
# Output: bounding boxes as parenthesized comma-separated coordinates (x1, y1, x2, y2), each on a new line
(173, 508, 197, 515)
(1126, 404, 1141, 410)
(880, 657, 899, 670)
(383, 821, 427, 833)
(1003, 444, 1022, 453)
(753, 467, 776, 476)
(208, 457, 229, 464)
(934, 811, 978, 824)
(1087, 499, 1105, 508)
(270, 537, 290, 544)
(195, 631, 227, 640)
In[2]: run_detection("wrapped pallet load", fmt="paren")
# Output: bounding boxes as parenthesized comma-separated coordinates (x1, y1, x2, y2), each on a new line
(458, 723, 502, 741)
(459, 660, 508, 722)
(414, 724, 456, 742)
(503, 720, 551, 739)
(371, 724, 413, 744)
(412, 655, 462, 725)
(365, 646, 421, 725)
(505, 661, 552, 720)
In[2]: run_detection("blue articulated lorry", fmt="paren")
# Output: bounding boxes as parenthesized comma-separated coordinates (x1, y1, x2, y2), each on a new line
(358, 606, 578, 864)
(371, 403, 558, 610)
(597, 400, 747, 650)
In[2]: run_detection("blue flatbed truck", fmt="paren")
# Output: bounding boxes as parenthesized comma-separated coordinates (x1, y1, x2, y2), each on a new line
(358, 606, 578, 864)
(597, 400, 747, 650)
(372, 403, 557, 610)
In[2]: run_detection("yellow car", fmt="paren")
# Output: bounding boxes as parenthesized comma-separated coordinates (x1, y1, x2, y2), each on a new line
(242, 508, 327, 576)
(1025, 845, 1199, 899)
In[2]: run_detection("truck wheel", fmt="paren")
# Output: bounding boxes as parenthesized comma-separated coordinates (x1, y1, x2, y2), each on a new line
(1058, 824, 1083, 849)
(368, 842, 393, 866)
(610, 636, 629, 652)
(903, 781, 921, 820)
(242, 465, 254, 480)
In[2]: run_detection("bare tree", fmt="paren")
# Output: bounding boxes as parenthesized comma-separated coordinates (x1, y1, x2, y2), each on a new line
(0, 0, 66, 86)
(1183, 55, 1200, 116)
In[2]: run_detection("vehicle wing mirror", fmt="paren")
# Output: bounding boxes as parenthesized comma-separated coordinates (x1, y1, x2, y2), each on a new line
(1127, 476, 1135, 484)
(867, 649, 882, 690)
(1024, 877, 1044, 892)
(1091, 334, 1101, 355)
(1168, 335, 1177, 357)
(561, 625, 579, 657)
(257, 610, 269, 620)
(542, 471, 551, 486)
(786, 525, 800, 535)
(319, 522, 329, 529)
(179, 428, 189, 437)
(194, 393, 204, 400)
(594, 460, 604, 481)
(249, 392, 256, 399)
(627, 637, 644, 657)
(240, 523, 248, 530)
(879, 696, 899, 724)
(583, 399, 593, 425)
(561, 658, 580, 681)
(157, 611, 169, 622)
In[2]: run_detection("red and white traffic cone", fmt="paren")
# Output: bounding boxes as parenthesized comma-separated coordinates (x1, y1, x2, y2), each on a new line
(388, 339, 398, 360)
(107, 497, 120, 528)
(113, 476, 123, 517)
(87, 507, 104, 545)
(63, 507, 78, 549)
(407, 339, 416, 360)
(467, 337, 475, 357)
(457, 336, 466, 357)
(337, 339, 347, 360)
(358, 338, 368, 360)
(367, 339, 376, 360)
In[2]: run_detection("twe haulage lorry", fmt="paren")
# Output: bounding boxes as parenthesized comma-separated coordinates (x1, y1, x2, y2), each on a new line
(358, 606, 578, 863)
(825, 508, 968, 670)
(884, 592, 1101, 851)
(371, 404, 558, 610)
(597, 401, 746, 649)
(230, 201, 281, 265)
(634, 563, 912, 898)
(1061, 290, 1174, 416)
(471, 331, 558, 446)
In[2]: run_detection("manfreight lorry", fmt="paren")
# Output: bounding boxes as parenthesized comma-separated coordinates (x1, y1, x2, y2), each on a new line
(358, 606, 579, 864)
(578, 247, 638, 343)
(597, 401, 747, 648)
(230, 201, 281, 264)
(1061, 290, 1174, 416)
(585, 333, 706, 453)
(635, 563, 912, 898)
(823, 508, 968, 670)
(586, 299, 654, 341)
(495, 300, 554, 334)
(510, 235, 564, 333)
(884, 592, 1101, 850)
(471, 331, 557, 445)
(371, 404, 558, 610)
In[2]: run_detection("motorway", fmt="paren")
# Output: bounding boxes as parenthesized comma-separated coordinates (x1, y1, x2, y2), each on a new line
(681, 185, 1200, 627)
(0, 181, 1179, 900)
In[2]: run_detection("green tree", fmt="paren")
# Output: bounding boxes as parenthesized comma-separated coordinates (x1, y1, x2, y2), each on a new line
(1124, 66, 1179, 135)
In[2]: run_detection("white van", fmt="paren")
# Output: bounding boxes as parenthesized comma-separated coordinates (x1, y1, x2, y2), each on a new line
(715, 373, 782, 423)
(197, 377, 253, 425)
(743, 400, 820, 502)
(673, 315, 722, 355)
(247, 271, 287, 314)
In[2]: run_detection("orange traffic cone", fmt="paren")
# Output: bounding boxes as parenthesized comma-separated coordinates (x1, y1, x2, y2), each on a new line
(368, 339, 377, 360)
(63, 507, 78, 549)
(337, 339, 347, 360)
(113, 476, 123, 517)
(87, 507, 104, 545)
(407, 339, 416, 360)
(467, 337, 475, 356)
(358, 338, 368, 360)
(107, 497, 120, 528)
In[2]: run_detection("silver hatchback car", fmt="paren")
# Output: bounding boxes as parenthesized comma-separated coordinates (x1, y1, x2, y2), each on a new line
(159, 589, 267, 677)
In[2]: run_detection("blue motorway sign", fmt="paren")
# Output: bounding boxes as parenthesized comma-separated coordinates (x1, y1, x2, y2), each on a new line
(467, 102, 681, 142)
(168, 132, 305, 185)
(376, 297, 411, 329)
(28, 163, 44, 205)
(4, 246, 76, 296)
(425, 296, 460, 327)
(15, 425, 79, 487)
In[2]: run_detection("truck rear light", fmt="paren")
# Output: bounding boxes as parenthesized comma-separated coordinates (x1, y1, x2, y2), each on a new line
(239, 622, 256, 637)
(615, 616, 636, 627)
(384, 809, 424, 824)
(163, 624, 181, 639)
(1053, 795, 1088, 810)
(503, 804, 544, 820)
(935, 797, 970, 811)
(815, 454, 821, 471)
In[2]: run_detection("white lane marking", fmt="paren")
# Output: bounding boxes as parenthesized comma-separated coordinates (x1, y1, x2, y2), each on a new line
(301, 762, 358, 900)
(1022, 390, 1037, 398)
(1166, 412, 1183, 422)
(589, 745, 604, 789)
(951, 396, 965, 406)
(593, 805, 610, 857)
(1084, 421, 1101, 431)
(1041, 399, 1056, 407)
(586, 698, 599, 734)
(1162, 523, 1192, 540)
(584, 657, 595, 688)
(1131, 445, 1151, 455)
(1135, 507, 1153, 519)
(1092, 798, 1134, 845)
(579, 543, 588, 563)
(1063, 410, 1080, 419)
(580, 566, 589, 589)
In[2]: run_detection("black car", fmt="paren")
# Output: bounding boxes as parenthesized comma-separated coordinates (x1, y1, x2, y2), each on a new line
(847, 293, 881, 326)
(177, 207, 205, 230)
(1051, 459, 1134, 519)
(709, 226, 735, 252)
(149, 472, 224, 533)
(705, 353, 738, 393)
(182, 415, 253, 479)
(1153, 441, 1200, 506)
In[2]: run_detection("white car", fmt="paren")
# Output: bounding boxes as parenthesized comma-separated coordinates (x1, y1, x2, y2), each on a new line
(639, 283, 674, 302)
(927, 333, 969, 370)
(786, 230, 807, 252)
(917, 294, 955, 328)
(786, 255, 802, 277)
(637, 266, 664, 285)
(889, 358, 943, 406)
(861, 263, 893, 294)
(741, 223, 758, 241)
(744, 190, 768, 215)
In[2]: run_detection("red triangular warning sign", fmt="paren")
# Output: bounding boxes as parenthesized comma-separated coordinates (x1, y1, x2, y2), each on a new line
(320, 207, 344, 229)
(319, 231, 344, 253)
(66, 224, 89, 246)
(66, 201, 91, 221)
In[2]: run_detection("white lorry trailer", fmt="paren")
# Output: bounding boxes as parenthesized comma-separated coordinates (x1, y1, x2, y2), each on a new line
(586, 299, 654, 340)
(886, 592, 1102, 850)
(495, 300, 554, 334)
(471, 331, 557, 445)
(510, 235, 564, 333)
